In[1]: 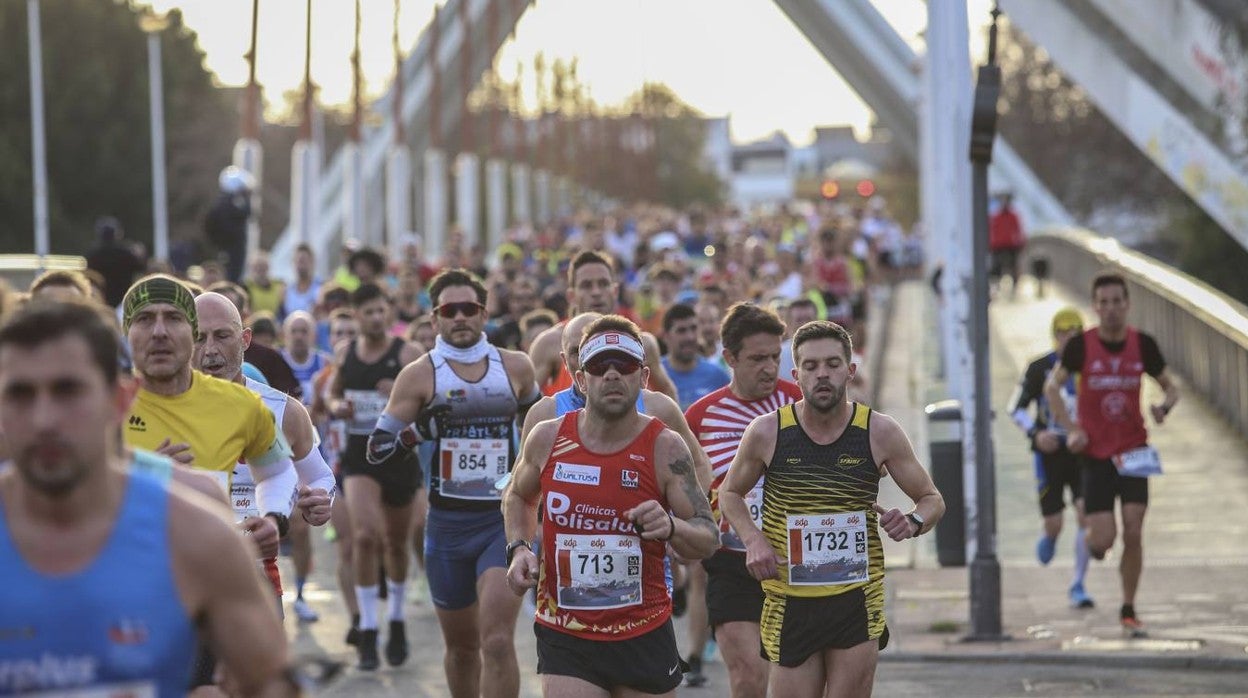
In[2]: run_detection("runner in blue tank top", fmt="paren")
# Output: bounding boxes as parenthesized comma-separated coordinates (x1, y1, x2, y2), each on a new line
(0, 301, 296, 697)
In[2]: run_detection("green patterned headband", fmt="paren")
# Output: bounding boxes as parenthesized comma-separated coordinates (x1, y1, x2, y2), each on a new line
(122, 275, 198, 333)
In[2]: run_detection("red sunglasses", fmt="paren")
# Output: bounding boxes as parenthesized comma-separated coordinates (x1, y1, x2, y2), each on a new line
(434, 302, 485, 319)
(582, 355, 643, 376)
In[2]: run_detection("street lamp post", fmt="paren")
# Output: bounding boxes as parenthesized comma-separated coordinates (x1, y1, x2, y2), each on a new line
(141, 12, 170, 263)
(26, 0, 50, 260)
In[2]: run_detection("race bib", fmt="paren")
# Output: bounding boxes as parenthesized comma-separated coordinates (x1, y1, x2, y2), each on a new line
(1113, 446, 1162, 478)
(27, 683, 155, 697)
(554, 533, 643, 610)
(230, 467, 259, 522)
(721, 485, 764, 552)
(786, 512, 869, 586)
(438, 438, 509, 500)
(344, 390, 388, 434)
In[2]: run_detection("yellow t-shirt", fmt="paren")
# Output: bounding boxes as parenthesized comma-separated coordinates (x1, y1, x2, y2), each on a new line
(245, 280, 286, 316)
(124, 370, 278, 477)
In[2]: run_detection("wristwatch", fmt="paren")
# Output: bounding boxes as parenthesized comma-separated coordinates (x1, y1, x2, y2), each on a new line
(265, 512, 291, 538)
(505, 539, 532, 566)
(905, 511, 925, 537)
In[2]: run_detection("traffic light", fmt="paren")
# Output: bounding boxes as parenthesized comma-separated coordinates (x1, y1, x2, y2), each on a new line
(820, 180, 840, 199)
(856, 179, 875, 197)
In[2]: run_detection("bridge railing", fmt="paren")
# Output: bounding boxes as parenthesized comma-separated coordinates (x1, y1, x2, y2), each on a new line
(1026, 227, 1248, 437)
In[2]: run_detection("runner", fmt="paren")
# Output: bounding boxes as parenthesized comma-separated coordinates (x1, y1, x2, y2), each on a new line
(660, 303, 731, 411)
(685, 302, 802, 697)
(328, 282, 423, 669)
(504, 315, 719, 696)
(720, 320, 944, 698)
(370, 269, 540, 697)
(1045, 272, 1180, 635)
(282, 309, 336, 622)
(529, 250, 678, 400)
(0, 299, 296, 696)
(119, 275, 300, 692)
(193, 293, 336, 613)
(1007, 306, 1094, 608)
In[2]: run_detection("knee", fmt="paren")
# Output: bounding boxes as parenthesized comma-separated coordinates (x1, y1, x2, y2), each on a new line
(1120, 526, 1143, 549)
(729, 666, 768, 698)
(480, 629, 515, 662)
(353, 528, 382, 555)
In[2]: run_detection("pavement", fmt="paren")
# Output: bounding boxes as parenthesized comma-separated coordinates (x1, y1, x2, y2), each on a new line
(274, 276, 1248, 695)
(874, 277, 1248, 671)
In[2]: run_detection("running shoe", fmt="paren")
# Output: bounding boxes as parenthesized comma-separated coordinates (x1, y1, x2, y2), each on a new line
(356, 629, 380, 671)
(292, 598, 320, 623)
(345, 615, 360, 646)
(408, 576, 428, 605)
(703, 639, 719, 664)
(1068, 583, 1095, 609)
(1036, 535, 1056, 565)
(683, 655, 706, 688)
(1121, 605, 1147, 637)
(385, 620, 409, 667)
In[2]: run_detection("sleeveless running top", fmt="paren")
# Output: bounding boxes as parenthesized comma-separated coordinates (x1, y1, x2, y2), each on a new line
(553, 386, 645, 417)
(0, 466, 197, 696)
(535, 412, 671, 640)
(340, 337, 406, 438)
(1076, 327, 1149, 460)
(283, 349, 330, 407)
(762, 403, 884, 599)
(426, 344, 519, 512)
(686, 381, 802, 552)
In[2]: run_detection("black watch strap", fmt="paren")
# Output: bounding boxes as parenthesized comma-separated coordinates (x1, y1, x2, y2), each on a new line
(265, 512, 291, 538)
(505, 539, 531, 566)
(905, 512, 923, 537)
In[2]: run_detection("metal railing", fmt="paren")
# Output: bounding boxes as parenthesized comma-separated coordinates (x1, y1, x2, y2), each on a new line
(1026, 227, 1248, 437)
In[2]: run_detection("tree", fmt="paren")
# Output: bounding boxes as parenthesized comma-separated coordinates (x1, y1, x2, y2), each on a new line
(0, 0, 234, 257)
(626, 82, 724, 210)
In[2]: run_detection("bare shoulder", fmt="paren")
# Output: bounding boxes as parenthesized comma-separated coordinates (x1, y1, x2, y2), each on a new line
(523, 416, 562, 456)
(399, 341, 424, 364)
(867, 409, 905, 441)
(640, 332, 662, 355)
(283, 395, 311, 423)
(653, 427, 693, 467)
(530, 323, 564, 357)
(167, 486, 251, 610)
(527, 396, 556, 424)
(499, 347, 537, 372)
(642, 389, 680, 416)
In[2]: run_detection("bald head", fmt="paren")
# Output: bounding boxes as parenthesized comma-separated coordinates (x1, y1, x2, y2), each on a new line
(283, 310, 316, 358)
(562, 312, 603, 374)
(195, 292, 243, 331)
(193, 292, 247, 380)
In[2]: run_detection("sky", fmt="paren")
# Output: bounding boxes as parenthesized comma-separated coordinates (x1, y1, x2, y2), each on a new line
(145, 0, 994, 146)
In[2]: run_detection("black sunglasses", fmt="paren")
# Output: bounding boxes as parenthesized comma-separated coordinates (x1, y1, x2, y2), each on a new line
(434, 302, 485, 319)
(582, 355, 643, 377)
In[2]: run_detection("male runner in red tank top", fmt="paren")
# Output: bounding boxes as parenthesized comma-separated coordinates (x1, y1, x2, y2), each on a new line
(504, 315, 718, 696)
(1044, 272, 1180, 635)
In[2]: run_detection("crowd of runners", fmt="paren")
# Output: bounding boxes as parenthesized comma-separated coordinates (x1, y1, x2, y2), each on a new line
(0, 199, 1174, 697)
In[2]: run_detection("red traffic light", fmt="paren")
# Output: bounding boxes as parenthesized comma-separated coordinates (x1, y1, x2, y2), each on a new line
(856, 180, 875, 197)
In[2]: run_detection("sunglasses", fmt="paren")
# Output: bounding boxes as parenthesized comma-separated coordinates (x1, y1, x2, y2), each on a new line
(434, 302, 485, 319)
(582, 355, 643, 377)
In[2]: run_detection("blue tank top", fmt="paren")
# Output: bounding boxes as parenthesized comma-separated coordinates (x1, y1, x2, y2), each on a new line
(553, 387, 646, 416)
(0, 468, 197, 696)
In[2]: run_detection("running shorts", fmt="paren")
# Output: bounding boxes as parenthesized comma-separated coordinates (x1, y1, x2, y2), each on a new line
(535, 619, 685, 694)
(759, 584, 889, 667)
(1081, 455, 1149, 514)
(424, 507, 507, 610)
(702, 549, 764, 628)
(1036, 449, 1082, 516)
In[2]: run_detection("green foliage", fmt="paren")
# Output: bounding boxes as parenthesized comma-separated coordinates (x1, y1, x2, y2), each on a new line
(632, 83, 725, 210)
(0, 0, 233, 256)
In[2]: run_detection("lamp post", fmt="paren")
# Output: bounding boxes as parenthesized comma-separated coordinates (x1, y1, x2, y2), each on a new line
(141, 11, 170, 263)
(26, 0, 49, 259)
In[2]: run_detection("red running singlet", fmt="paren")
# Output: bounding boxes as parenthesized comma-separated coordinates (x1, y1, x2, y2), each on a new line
(535, 412, 670, 640)
(1076, 327, 1149, 460)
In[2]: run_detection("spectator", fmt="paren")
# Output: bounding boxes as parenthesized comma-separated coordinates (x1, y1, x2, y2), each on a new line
(85, 216, 145, 307)
(204, 166, 254, 282)
(990, 192, 1026, 295)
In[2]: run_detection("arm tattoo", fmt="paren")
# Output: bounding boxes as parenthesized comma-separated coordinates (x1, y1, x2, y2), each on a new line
(669, 455, 717, 533)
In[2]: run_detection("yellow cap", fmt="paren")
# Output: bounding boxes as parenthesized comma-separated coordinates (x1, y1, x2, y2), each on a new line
(1051, 307, 1084, 334)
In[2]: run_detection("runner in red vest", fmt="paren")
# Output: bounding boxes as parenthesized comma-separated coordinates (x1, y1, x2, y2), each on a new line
(1045, 272, 1180, 636)
(504, 315, 718, 696)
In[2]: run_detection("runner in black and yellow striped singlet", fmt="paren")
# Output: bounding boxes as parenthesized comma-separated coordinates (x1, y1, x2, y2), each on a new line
(719, 320, 945, 698)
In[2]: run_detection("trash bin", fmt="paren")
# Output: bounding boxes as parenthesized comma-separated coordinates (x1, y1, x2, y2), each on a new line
(925, 400, 965, 567)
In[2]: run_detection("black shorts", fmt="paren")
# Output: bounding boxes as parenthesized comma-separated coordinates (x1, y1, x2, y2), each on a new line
(990, 248, 1021, 279)
(1081, 456, 1149, 514)
(535, 619, 685, 694)
(759, 586, 889, 667)
(703, 550, 764, 628)
(340, 436, 422, 508)
(1036, 449, 1082, 516)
